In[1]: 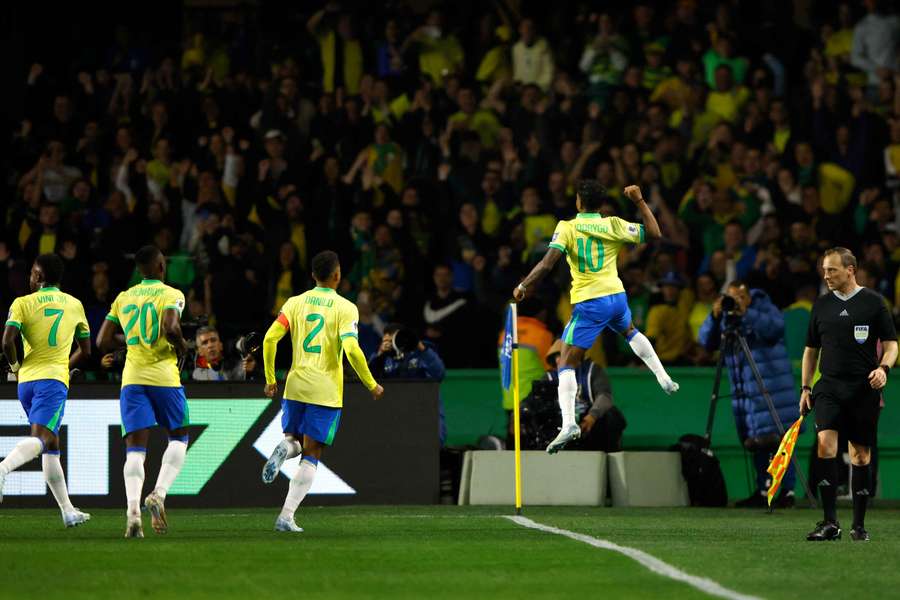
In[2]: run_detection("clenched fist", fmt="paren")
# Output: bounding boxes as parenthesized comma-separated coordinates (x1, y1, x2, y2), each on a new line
(624, 185, 644, 204)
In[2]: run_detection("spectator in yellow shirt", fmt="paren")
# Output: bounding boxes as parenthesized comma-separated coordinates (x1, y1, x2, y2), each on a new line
(646, 271, 695, 364)
(403, 10, 464, 87)
(706, 64, 749, 124)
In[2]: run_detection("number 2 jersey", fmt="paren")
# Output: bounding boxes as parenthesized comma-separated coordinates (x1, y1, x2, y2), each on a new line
(6, 287, 90, 386)
(548, 213, 645, 304)
(106, 279, 185, 387)
(277, 287, 372, 408)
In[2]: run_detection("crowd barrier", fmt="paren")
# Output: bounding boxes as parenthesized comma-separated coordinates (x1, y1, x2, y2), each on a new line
(0, 382, 440, 507)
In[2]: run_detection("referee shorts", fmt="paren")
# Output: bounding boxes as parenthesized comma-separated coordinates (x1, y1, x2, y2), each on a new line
(813, 375, 880, 447)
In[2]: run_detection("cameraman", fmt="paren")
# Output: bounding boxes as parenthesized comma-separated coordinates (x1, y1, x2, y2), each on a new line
(698, 280, 801, 508)
(191, 326, 257, 381)
(369, 323, 447, 445)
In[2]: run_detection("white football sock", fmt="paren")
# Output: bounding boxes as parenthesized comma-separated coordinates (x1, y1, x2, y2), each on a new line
(557, 369, 577, 429)
(42, 453, 75, 513)
(628, 331, 670, 381)
(279, 458, 317, 521)
(154, 440, 187, 500)
(284, 438, 303, 460)
(0, 437, 43, 475)
(123, 450, 146, 518)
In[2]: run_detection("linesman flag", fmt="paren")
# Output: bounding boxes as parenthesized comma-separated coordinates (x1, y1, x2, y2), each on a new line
(766, 416, 804, 506)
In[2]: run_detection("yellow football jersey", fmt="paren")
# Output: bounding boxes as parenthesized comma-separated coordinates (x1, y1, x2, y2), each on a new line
(280, 287, 361, 408)
(6, 287, 90, 386)
(548, 213, 645, 304)
(106, 279, 185, 388)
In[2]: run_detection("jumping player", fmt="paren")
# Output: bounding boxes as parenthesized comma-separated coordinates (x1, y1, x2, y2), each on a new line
(513, 182, 679, 453)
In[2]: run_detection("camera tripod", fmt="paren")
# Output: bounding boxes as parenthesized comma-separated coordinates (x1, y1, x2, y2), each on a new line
(706, 323, 817, 509)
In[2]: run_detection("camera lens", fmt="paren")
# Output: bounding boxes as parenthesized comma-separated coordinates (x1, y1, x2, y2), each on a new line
(721, 295, 736, 312)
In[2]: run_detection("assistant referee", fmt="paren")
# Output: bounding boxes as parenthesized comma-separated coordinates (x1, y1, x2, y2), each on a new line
(801, 247, 898, 542)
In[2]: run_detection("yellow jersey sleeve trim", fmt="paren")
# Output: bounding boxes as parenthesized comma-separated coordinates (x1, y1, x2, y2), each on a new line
(105, 314, 120, 324)
(548, 242, 567, 253)
(639, 224, 645, 243)
(76, 331, 91, 339)
(5, 320, 21, 329)
(339, 332, 358, 340)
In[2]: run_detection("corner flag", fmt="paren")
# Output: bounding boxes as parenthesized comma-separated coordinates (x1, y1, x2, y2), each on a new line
(501, 305, 515, 391)
(502, 303, 522, 514)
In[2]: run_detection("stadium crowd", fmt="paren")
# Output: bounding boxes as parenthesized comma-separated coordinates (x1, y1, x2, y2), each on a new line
(4, 0, 900, 376)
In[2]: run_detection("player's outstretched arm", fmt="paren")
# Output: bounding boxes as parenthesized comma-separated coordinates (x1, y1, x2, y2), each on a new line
(342, 336, 383, 399)
(624, 185, 662, 239)
(262, 318, 288, 397)
(2, 325, 20, 372)
(513, 247, 564, 301)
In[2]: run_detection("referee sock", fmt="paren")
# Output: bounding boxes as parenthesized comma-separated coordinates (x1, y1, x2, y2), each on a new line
(851, 464, 872, 529)
(279, 457, 318, 521)
(123, 449, 146, 518)
(154, 438, 188, 501)
(0, 437, 44, 475)
(818, 457, 840, 524)
(43, 452, 75, 513)
(557, 368, 577, 429)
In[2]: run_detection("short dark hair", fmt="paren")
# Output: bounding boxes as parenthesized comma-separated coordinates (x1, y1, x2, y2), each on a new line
(824, 247, 857, 270)
(195, 326, 219, 341)
(35, 254, 64, 285)
(135, 245, 162, 272)
(576, 180, 607, 211)
(311, 250, 340, 282)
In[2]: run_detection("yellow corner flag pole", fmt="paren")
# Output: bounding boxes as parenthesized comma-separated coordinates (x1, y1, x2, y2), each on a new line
(511, 302, 523, 515)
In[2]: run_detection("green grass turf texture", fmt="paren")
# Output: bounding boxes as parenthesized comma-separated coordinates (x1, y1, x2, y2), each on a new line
(1, 506, 899, 599)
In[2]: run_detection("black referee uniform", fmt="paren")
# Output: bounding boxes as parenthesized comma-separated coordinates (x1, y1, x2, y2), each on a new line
(807, 287, 896, 445)
(806, 286, 896, 537)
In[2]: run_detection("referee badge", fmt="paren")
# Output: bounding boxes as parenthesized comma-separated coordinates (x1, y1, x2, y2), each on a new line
(854, 325, 869, 344)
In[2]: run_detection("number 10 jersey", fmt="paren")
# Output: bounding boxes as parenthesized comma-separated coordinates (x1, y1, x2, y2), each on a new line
(548, 213, 645, 305)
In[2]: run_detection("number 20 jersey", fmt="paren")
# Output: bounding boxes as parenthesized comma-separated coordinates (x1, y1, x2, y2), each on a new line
(106, 280, 185, 388)
(548, 213, 645, 305)
(279, 287, 360, 408)
(6, 287, 90, 386)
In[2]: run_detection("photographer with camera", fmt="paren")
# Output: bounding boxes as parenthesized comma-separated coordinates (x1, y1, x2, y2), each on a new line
(368, 323, 446, 445)
(190, 327, 259, 382)
(698, 280, 801, 508)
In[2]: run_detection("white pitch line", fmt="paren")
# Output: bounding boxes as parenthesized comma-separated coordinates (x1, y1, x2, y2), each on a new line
(505, 516, 762, 600)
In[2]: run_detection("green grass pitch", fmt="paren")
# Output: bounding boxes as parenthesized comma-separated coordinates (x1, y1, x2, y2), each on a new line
(2, 505, 899, 599)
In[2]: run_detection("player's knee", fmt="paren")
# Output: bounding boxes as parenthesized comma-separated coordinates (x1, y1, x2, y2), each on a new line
(849, 444, 871, 466)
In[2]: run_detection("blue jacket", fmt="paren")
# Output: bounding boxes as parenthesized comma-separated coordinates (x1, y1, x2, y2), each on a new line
(698, 289, 800, 441)
(368, 342, 447, 444)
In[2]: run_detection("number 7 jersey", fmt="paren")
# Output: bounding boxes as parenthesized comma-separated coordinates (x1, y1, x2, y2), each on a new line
(106, 279, 185, 387)
(278, 287, 360, 408)
(6, 287, 90, 386)
(548, 213, 645, 304)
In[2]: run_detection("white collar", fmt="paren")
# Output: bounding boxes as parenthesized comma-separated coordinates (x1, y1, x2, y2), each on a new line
(832, 286, 863, 301)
